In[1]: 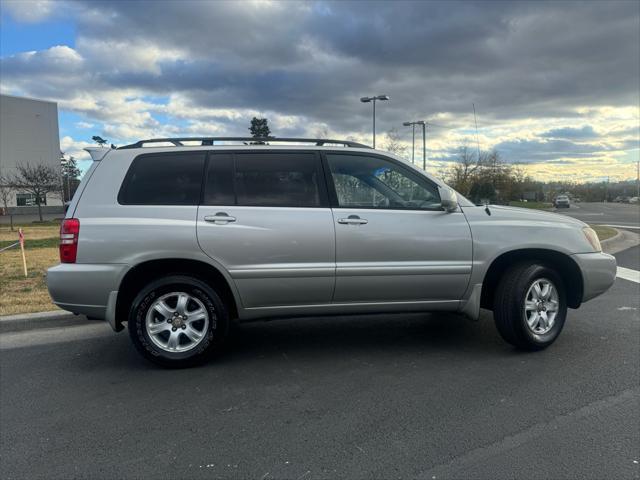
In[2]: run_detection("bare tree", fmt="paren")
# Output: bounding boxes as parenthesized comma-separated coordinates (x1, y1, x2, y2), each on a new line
(383, 128, 408, 158)
(448, 145, 481, 195)
(0, 176, 14, 231)
(7, 163, 61, 222)
(312, 126, 330, 139)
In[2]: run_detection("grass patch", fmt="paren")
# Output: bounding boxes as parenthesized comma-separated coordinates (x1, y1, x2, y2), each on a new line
(0, 246, 59, 316)
(590, 225, 617, 241)
(0, 222, 60, 241)
(0, 237, 58, 249)
(509, 201, 554, 210)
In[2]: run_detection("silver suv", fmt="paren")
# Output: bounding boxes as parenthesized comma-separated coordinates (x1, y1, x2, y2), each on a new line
(47, 137, 617, 367)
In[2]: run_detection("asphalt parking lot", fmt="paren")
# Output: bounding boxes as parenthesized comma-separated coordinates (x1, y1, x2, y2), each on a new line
(1, 205, 639, 480)
(554, 201, 639, 231)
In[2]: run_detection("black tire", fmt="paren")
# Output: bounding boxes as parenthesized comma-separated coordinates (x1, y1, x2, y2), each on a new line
(493, 262, 567, 351)
(128, 275, 229, 367)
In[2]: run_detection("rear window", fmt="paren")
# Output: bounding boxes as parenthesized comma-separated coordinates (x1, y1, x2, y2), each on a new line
(118, 153, 205, 205)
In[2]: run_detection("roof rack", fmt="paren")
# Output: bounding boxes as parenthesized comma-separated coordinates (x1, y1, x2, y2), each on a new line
(118, 137, 371, 149)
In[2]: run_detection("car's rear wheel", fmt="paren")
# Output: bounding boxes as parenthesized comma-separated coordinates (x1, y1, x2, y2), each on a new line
(128, 275, 229, 367)
(493, 262, 567, 350)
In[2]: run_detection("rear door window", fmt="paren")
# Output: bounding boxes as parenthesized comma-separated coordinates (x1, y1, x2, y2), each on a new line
(232, 152, 326, 207)
(202, 153, 235, 205)
(119, 152, 205, 205)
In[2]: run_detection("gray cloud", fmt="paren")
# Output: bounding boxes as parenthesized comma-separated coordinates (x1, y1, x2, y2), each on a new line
(493, 137, 635, 164)
(539, 125, 598, 139)
(0, 0, 638, 175)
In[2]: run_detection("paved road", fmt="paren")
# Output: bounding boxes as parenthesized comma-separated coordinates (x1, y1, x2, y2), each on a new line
(554, 202, 639, 230)
(2, 254, 639, 479)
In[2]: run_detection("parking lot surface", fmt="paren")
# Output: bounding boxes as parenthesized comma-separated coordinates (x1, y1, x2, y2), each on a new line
(1, 244, 639, 479)
(555, 202, 639, 230)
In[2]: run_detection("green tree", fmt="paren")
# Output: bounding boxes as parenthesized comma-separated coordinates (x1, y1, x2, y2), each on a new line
(61, 153, 82, 202)
(469, 181, 497, 204)
(92, 135, 108, 147)
(249, 117, 271, 138)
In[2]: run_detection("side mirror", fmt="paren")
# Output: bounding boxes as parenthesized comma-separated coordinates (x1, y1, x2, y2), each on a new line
(439, 186, 459, 213)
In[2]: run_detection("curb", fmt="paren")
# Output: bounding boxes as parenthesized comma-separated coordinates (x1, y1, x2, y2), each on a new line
(0, 310, 90, 334)
(600, 228, 623, 248)
(601, 228, 640, 255)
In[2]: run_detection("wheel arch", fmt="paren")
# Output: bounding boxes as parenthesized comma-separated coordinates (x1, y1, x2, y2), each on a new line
(115, 258, 240, 331)
(480, 249, 584, 310)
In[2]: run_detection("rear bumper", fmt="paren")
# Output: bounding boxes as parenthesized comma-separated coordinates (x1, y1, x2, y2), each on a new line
(571, 252, 617, 302)
(46, 263, 127, 330)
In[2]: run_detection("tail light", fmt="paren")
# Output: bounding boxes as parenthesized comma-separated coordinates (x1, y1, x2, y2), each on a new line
(60, 218, 80, 263)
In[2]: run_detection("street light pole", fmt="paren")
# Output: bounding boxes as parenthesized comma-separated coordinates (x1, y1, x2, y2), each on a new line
(637, 158, 639, 199)
(412, 124, 415, 163)
(421, 121, 426, 170)
(372, 98, 376, 148)
(361, 95, 389, 149)
(403, 120, 427, 169)
(402, 121, 416, 164)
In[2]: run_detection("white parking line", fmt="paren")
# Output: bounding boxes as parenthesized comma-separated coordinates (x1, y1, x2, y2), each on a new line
(617, 266, 640, 284)
(603, 224, 640, 230)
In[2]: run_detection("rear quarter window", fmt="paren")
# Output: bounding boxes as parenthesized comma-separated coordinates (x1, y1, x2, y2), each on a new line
(118, 152, 206, 205)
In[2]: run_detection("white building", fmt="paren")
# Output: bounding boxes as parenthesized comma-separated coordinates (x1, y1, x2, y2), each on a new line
(0, 94, 62, 211)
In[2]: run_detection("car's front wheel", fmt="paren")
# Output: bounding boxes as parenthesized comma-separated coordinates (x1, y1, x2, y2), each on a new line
(493, 262, 567, 350)
(128, 275, 229, 367)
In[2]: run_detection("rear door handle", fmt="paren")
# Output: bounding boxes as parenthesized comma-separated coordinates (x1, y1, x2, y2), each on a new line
(338, 215, 368, 225)
(204, 212, 236, 224)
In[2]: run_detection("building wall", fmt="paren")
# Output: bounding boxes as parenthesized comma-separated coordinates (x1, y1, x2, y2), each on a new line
(0, 94, 62, 210)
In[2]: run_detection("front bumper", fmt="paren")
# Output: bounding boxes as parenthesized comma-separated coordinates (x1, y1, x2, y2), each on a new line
(571, 252, 617, 302)
(47, 263, 127, 329)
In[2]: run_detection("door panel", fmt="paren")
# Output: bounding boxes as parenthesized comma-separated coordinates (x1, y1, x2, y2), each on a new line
(326, 153, 472, 303)
(333, 209, 472, 302)
(197, 151, 335, 309)
(197, 206, 335, 308)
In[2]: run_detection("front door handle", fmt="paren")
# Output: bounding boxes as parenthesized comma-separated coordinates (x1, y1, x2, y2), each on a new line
(338, 215, 368, 225)
(204, 212, 236, 224)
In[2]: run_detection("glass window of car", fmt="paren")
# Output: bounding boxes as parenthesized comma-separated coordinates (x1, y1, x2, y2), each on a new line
(234, 152, 324, 207)
(118, 153, 205, 205)
(326, 154, 441, 210)
(202, 153, 235, 205)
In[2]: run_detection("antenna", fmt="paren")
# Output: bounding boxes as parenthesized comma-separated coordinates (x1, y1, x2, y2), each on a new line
(472, 103, 481, 161)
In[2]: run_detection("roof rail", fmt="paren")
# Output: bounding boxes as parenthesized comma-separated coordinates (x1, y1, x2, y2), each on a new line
(118, 137, 371, 149)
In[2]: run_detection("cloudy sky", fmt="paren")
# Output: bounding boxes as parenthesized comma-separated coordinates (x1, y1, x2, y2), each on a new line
(1, 0, 638, 181)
